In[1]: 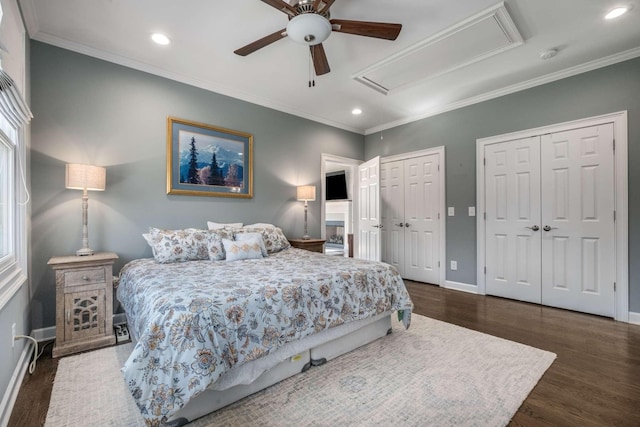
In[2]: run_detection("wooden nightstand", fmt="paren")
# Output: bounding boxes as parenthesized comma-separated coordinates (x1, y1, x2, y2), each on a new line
(288, 238, 326, 253)
(48, 252, 118, 358)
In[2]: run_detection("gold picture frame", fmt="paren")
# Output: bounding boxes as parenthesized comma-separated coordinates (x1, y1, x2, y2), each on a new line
(166, 117, 253, 198)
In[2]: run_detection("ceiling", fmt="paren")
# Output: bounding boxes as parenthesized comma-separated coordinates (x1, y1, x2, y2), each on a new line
(19, 0, 640, 134)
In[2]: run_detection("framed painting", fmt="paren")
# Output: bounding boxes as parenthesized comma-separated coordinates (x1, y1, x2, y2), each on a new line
(166, 117, 253, 198)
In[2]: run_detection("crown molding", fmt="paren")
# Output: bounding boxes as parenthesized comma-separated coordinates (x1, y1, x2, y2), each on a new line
(30, 31, 364, 135)
(17, 0, 39, 38)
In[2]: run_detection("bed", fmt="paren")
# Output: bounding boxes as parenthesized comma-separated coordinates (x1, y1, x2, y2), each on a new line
(117, 226, 413, 426)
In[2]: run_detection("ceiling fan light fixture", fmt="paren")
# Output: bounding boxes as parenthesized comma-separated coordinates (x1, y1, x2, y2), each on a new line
(286, 13, 332, 46)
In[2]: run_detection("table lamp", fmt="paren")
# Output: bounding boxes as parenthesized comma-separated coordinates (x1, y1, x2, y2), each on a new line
(65, 163, 106, 256)
(296, 185, 316, 240)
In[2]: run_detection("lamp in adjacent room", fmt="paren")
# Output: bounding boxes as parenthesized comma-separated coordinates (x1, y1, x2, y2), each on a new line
(65, 163, 106, 256)
(296, 185, 316, 240)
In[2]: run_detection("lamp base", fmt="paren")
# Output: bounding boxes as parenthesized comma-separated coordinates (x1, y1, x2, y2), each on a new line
(301, 234, 311, 240)
(76, 247, 95, 256)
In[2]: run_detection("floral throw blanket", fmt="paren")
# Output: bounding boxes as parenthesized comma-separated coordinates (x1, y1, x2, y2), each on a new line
(117, 248, 413, 426)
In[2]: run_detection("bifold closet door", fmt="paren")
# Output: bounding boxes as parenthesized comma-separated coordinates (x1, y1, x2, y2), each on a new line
(540, 124, 615, 317)
(485, 137, 542, 303)
(358, 156, 381, 262)
(403, 154, 440, 283)
(381, 160, 405, 275)
(381, 154, 441, 284)
(484, 123, 616, 317)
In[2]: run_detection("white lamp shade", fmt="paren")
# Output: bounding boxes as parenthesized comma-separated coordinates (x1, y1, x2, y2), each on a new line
(297, 185, 316, 202)
(65, 164, 106, 191)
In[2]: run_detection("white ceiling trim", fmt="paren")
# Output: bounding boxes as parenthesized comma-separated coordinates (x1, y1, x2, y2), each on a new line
(365, 46, 640, 135)
(17, 0, 39, 38)
(27, 30, 363, 135)
(353, 2, 523, 95)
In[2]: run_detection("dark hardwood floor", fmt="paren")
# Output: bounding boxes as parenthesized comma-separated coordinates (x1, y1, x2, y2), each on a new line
(9, 281, 640, 426)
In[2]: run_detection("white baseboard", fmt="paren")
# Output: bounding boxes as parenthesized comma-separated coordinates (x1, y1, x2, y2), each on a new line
(629, 311, 640, 325)
(0, 341, 33, 427)
(444, 280, 479, 294)
(31, 313, 128, 343)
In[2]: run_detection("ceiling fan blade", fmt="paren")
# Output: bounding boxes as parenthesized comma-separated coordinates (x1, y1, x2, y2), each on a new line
(312, 0, 323, 11)
(318, 0, 337, 13)
(330, 19, 402, 40)
(261, 0, 298, 17)
(310, 43, 330, 75)
(234, 29, 287, 56)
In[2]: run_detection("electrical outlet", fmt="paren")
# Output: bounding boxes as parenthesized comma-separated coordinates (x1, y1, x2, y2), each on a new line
(450, 261, 458, 271)
(11, 323, 16, 348)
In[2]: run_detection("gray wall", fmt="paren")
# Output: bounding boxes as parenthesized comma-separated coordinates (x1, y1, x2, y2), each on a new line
(365, 57, 640, 312)
(30, 42, 364, 330)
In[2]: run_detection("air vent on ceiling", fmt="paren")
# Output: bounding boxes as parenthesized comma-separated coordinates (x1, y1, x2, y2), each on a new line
(353, 2, 523, 95)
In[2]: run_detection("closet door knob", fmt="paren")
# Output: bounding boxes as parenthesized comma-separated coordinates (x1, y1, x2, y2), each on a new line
(543, 225, 558, 232)
(525, 225, 540, 231)
(395, 223, 405, 227)
(404, 223, 411, 228)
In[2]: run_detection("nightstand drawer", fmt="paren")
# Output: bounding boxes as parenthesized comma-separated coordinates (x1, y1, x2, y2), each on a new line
(64, 267, 107, 287)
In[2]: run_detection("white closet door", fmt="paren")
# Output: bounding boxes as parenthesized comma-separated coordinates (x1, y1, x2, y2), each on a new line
(485, 137, 542, 303)
(381, 160, 405, 275)
(403, 154, 441, 283)
(358, 156, 381, 261)
(540, 124, 615, 317)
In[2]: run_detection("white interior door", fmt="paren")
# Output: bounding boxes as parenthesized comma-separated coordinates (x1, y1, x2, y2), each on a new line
(358, 156, 381, 261)
(485, 137, 542, 303)
(540, 124, 615, 317)
(403, 154, 441, 283)
(381, 160, 404, 274)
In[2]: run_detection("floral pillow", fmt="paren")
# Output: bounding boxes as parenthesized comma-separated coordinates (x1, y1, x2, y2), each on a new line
(144, 228, 212, 263)
(222, 238, 264, 262)
(207, 221, 243, 230)
(235, 232, 268, 257)
(207, 232, 225, 261)
(234, 226, 291, 254)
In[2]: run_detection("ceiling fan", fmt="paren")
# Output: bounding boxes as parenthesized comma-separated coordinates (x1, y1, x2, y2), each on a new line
(234, 0, 402, 76)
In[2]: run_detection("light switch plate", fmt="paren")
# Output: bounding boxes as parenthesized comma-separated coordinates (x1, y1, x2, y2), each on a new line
(469, 207, 476, 216)
(448, 207, 455, 216)
(450, 260, 457, 270)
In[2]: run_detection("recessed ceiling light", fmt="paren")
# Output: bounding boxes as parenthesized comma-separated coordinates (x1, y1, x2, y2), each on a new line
(352, 108, 363, 115)
(605, 6, 630, 20)
(151, 33, 171, 45)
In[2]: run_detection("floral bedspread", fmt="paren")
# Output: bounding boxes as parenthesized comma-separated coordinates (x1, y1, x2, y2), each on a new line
(116, 248, 413, 426)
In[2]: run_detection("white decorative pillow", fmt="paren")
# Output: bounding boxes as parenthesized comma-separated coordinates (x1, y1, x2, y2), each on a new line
(235, 232, 268, 257)
(222, 238, 264, 262)
(144, 228, 212, 263)
(234, 226, 291, 254)
(207, 221, 243, 230)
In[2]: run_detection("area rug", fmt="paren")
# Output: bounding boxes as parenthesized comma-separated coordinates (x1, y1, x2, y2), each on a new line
(44, 314, 555, 427)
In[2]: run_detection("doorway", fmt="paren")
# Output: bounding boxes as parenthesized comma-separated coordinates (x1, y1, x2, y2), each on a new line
(320, 154, 361, 257)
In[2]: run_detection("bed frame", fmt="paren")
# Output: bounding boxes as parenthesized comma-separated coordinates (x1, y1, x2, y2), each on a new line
(163, 313, 393, 426)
